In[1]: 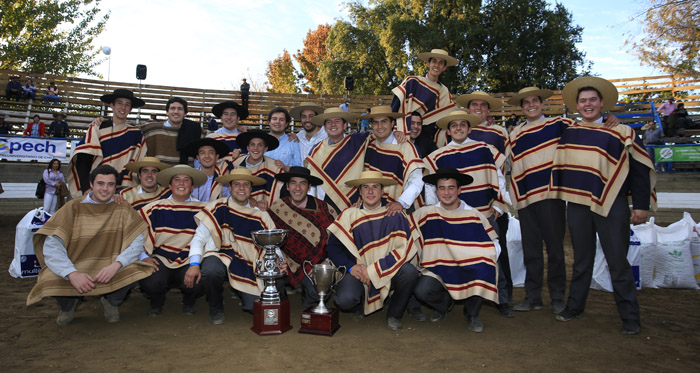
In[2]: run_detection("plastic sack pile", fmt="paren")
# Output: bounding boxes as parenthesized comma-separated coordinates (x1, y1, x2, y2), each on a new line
(8, 208, 51, 278)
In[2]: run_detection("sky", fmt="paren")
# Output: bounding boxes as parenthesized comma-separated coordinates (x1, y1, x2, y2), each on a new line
(89, 0, 659, 91)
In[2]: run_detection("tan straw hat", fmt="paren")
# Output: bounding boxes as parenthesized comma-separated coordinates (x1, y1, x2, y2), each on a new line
(156, 164, 207, 187)
(455, 91, 503, 110)
(435, 110, 481, 129)
(562, 76, 618, 113)
(125, 156, 172, 173)
(215, 168, 266, 186)
(418, 49, 458, 67)
(289, 102, 325, 120)
(345, 170, 397, 187)
(311, 107, 358, 127)
(363, 105, 404, 120)
(507, 87, 554, 107)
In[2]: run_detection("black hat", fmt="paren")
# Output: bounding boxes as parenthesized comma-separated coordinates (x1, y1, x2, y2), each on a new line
(52, 112, 67, 119)
(100, 89, 146, 108)
(422, 168, 473, 187)
(275, 166, 323, 186)
(212, 101, 249, 120)
(185, 138, 230, 158)
(236, 129, 279, 151)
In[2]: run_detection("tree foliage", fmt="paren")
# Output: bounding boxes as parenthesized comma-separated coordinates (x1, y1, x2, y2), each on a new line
(265, 50, 301, 94)
(626, 0, 700, 75)
(0, 0, 109, 76)
(294, 24, 331, 94)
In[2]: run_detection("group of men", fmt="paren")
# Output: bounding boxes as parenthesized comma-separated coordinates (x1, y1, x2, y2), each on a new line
(28, 48, 655, 336)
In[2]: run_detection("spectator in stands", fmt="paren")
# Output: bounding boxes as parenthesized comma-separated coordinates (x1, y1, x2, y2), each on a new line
(44, 82, 60, 105)
(0, 113, 10, 135)
(47, 112, 71, 139)
(505, 113, 518, 133)
(207, 115, 218, 131)
(23, 79, 37, 101)
(359, 108, 370, 132)
(23, 114, 45, 137)
(240, 78, 250, 109)
(643, 121, 663, 171)
(670, 103, 691, 134)
(5, 76, 23, 101)
(339, 100, 350, 112)
(657, 97, 676, 136)
(43, 158, 66, 214)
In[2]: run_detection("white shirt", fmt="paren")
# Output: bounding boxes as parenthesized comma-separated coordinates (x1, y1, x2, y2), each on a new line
(188, 199, 255, 262)
(378, 133, 424, 209)
(298, 126, 328, 158)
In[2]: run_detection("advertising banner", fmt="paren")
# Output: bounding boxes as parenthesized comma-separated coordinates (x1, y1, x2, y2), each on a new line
(0, 136, 70, 162)
(655, 146, 700, 162)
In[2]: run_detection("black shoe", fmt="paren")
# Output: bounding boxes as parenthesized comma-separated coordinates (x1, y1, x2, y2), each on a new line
(466, 315, 484, 333)
(387, 316, 403, 331)
(555, 307, 582, 322)
(621, 320, 640, 335)
(551, 300, 565, 315)
(498, 303, 515, 318)
(209, 310, 225, 325)
(147, 306, 162, 317)
(407, 308, 427, 322)
(182, 304, 196, 315)
(430, 310, 446, 322)
(514, 298, 544, 312)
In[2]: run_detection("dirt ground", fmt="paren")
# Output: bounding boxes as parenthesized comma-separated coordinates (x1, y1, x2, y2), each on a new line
(0, 213, 699, 372)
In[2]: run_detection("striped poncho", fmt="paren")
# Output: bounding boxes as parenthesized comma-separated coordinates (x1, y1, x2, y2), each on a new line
(392, 75, 456, 134)
(327, 207, 417, 315)
(232, 156, 283, 205)
(364, 139, 426, 208)
(410, 205, 499, 303)
(119, 185, 172, 210)
(141, 122, 181, 165)
(206, 131, 245, 161)
(469, 123, 511, 160)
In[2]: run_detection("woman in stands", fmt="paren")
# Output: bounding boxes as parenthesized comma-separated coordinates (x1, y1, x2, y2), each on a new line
(43, 158, 65, 214)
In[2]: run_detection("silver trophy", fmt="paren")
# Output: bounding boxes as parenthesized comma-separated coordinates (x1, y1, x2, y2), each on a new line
(304, 261, 346, 314)
(252, 229, 288, 304)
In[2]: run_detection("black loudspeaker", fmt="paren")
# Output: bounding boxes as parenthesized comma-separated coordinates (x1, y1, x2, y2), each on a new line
(344, 76, 354, 91)
(136, 64, 147, 80)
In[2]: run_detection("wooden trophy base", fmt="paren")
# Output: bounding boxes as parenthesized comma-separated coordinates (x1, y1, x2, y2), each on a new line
(251, 299, 292, 335)
(298, 307, 340, 336)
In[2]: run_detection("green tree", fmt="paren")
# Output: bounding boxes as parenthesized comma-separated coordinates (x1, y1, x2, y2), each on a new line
(265, 50, 301, 94)
(626, 0, 700, 75)
(0, 0, 109, 76)
(294, 24, 331, 94)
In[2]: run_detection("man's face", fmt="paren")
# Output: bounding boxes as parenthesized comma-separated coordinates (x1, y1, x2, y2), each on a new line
(467, 99, 489, 122)
(167, 102, 185, 126)
(90, 174, 117, 203)
(359, 182, 382, 209)
(110, 98, 133, 121)
(268, 112, 288, 135)
(197, 145, 219, 169)
(447, 120, 471, 143)
(221, 108, 239, 129)
(138, 166, 159, 191)
(300, 109, 317, 132)
(169, 174, 194, 201)
(286, 177, 310, 204)
(409, 115, 423, 140)
(576, 90, 604, 122)
(324, 117, 347, 140)
(436, 178, 460, 210)
(247, 137, 268, 163)
(427, 57, 448, 80)
(371, 116, 394, 141)
(230, 180, 252, 204)
(521, 96, 544, 121)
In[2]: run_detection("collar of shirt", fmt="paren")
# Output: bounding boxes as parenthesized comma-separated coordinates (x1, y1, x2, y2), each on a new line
(168, 195, 198, 202)
(435, 200, 471, 211)
(526, 115, 545, 124)
(449, 137, 475, 146)
(82, 192, 114, 204)
(361, 203, 384, 211)
(245, 156, 264, 168)
(216, 127, 239, 134)
(380, 133, 396, 144)
(328, 134, 346, 145)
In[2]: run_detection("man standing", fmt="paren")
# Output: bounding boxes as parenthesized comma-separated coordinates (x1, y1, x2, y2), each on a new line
(27, 165, 154, 325)
(290, 102, 327, 158)
(206, 101, 249, 160)
(551, 77, 656, 334)
(407, 111, 437, 158)
(68, 89, 148, 197)
(411, 168, 500, 332)
(185, 138, 232, 203)
(142, 97, 204, 165)
(138, 165, 208, 316)
(268, 167, 335, 309)
(240, 78, 250, 109)
(327, 171, 418, 331)
(47, 112, 70, 139)
(120, 157, 172, 210)
(264, 107, 302, 171)
(656, 97, 676, 136)
(232, 130, 283, 209)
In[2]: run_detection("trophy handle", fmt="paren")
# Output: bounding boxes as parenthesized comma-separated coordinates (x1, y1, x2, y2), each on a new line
(303, 260, 314, 283)
(332, 265, 347, 290)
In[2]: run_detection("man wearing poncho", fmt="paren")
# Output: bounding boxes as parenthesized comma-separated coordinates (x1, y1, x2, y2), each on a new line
(232, 130, 283, 210)
(120, 157, 173, 210)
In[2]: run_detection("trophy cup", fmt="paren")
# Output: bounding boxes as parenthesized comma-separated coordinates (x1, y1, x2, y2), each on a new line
(298, 261, 346, 336)
(251, 229, 292, 335)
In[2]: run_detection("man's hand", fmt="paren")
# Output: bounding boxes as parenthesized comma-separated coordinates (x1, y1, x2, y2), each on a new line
(393, 131, 407, 144)
(67, 271, 96, 294)
(95, 261, 122, 284)
(112, 193, 125, 205)
(89, 117, 105, 128)
(279, 259, 289, 275)
(288, 132, 299, 142)
(490, 208, 501, 219)
(142, 257, 160, 271)
(256, 199, 269, 211)
(385, 201, 404, 217)
(631, 209, 649, 225)
(237, 125, 247, 133)
(273, 159, 290, 172)
(184, 265, 201, 288)
(350, 264, 371, 285)
(231, 149, 242, 159)
(603, 115, 620, 129)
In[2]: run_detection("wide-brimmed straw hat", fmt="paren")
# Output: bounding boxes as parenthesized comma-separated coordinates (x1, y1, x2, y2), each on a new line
(363, 105, 404, 120)
(310, 108, 358, 127)
(562, 76, 618, 113)
(418, 49, 458, 67)
(216, 168, 266, 186)
(100, 89, 145, 108)
(212, 101, 249, 120)
(289, 102, 325, 120)
(435, 110, 481, 129)
(185, 138, 231, 158)
(345, 170, 397, 187)
(156, 164, 207, 187)
(455, 91, 503, 110)
(235, 129, 279, 151)
(125, 156, 172, 173)
(507, 87, 554, 107)
(274, 166, 323, 186)
(422, 167, 473, 187)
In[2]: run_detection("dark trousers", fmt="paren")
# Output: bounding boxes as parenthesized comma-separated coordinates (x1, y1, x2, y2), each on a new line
(139, 258, 204, 308)
(518, 199, 567, 303)
(299, 276, 329, 310)
(334, 263, 418, 319)
(566, 196, 639, 322)
(414, 275, 483, 317)
(489, 214, 512, 304)
(55, 283, 135, 311)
